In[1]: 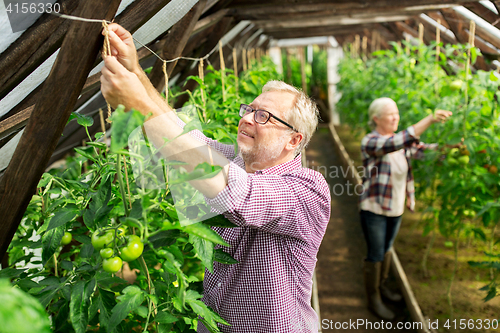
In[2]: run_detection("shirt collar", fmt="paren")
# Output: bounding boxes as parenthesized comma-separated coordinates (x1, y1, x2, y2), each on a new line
(253, 153, 303, 175)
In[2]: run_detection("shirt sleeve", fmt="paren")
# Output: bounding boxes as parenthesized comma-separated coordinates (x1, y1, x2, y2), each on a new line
(407, 141, 439, 160)
(361, 126, 420, 158)
(175, 116, 236, 160)
(205, 163, 330, 242)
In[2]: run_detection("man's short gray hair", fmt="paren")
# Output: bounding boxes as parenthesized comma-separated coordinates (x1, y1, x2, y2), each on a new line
(368, 97, 396, 129)
(262, 80, 319, 154)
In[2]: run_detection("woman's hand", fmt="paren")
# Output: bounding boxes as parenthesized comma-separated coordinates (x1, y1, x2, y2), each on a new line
(103, 23, 140, 75)
(431, 110, 453, 123)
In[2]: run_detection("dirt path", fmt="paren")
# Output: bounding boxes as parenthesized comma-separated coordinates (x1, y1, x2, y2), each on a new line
(306, 125, 416, 332)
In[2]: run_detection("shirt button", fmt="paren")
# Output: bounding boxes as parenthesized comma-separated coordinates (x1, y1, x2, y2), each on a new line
(217, 283, 222, 287)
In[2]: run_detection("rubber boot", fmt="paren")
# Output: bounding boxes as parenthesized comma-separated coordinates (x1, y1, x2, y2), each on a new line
(364, 261, 395, 320)
(380, 251, 402, 302)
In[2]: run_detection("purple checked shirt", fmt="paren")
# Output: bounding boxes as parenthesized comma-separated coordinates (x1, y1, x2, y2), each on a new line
(181, 120, 331, 333)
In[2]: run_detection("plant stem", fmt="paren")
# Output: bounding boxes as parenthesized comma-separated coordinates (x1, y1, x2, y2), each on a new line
(422, 229, 436, 278)
(116, 154, 130, 217)
(53, 253, 58, 277)
(490, 224, 497, 280)
(122, 155, 132, 210)
(447, 229, 460, 320)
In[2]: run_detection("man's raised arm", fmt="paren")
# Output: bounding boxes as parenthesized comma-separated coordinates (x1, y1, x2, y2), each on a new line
(100, 24, 230, 198)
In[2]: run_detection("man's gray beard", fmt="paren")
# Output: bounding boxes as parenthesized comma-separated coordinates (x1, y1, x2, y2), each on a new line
(238, 139, 285, 171)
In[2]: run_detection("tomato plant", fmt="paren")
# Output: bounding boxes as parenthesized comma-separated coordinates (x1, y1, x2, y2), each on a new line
(1, 54, 281, 333)
(337, 40, 500, 306)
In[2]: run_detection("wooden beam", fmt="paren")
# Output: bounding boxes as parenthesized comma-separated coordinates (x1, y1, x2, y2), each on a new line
(232, 3, 458, 20)
(449, 7, 500, 49)
(464, 2, 500, 27)
(253, 14, 412, 30)
(192, 8, 230, 34)
(263, 24, 375, 39)
(0, 0, 121, 262)
(149, 0, 208, 92)
(0, 0, 174, 103)
(0, 0, 80, 101)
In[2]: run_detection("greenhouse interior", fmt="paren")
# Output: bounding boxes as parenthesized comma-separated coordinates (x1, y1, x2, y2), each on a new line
(1, 0, 500, 332)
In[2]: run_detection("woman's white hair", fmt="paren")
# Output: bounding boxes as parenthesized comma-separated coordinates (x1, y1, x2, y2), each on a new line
(262, 80, 319, 154)
(368, 97, 396, 129)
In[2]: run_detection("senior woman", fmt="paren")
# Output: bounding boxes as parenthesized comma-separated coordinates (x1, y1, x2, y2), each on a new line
(359, 97, 452, 320)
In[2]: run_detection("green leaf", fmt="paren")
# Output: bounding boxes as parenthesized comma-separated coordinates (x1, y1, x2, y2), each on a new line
(214, 248, 239, 265)
(83, 178, 113, 231)
(184, 223, 229, 246)
(110, 106, 146, 153)
(155, 311, 178, 324)
(69, 280, 90, 333)
(490, 71, 499, 82)
(46, 205, 78, 232)
(147, 230, 180, 249)
(187, 298, 229, 329)
(472, 228, 487, 242)
(71, 112, 94, 127)
(74, 147, 97, 163)
(189, 234, 214, 273)
(96, 288, 117, 330)
(107, 285, 145, 332)
(0, 268, 25, 279)
(41, 226, 64, 266)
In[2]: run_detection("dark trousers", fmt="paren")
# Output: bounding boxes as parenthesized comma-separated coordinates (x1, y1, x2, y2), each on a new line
(360, 210, 402, 262)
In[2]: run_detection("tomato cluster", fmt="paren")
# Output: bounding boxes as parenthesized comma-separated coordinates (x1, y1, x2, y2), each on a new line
(91, 227, 144, 273)
(446, 145, 469, 166)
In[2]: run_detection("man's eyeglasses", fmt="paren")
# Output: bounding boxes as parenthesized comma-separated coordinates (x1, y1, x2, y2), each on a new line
(239, 104, 298, 132)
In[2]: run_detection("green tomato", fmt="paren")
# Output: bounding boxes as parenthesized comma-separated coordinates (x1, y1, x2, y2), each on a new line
(100, 248, 114, 259)
(91, 230, 114, 250)
(457, 155, 469, 165)
(450, 79, 463, 91)
(450, 148, 460, 158)
(471, 196, 477, 202)
(120, 235, 144, 262)
(447, 155, 458, 165)
(102, 257, 123, 273)
(61, 232, 72, 246)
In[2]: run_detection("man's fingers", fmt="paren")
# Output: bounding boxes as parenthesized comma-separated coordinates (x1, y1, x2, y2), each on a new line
(106, 23, 133, 44)
(108, 30, 130, 56)
(104, 56, 126, 74)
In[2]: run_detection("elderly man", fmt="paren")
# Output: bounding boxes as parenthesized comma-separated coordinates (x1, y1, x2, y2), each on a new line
(100, 24, 330, 333)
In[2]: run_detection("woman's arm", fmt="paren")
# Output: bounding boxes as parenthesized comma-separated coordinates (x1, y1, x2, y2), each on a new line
(413, 110, 452, 137)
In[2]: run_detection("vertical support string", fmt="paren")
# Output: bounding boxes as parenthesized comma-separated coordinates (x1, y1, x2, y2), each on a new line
(463, 20, 476, 138)
(242, 48, 247, 72)
(102, 21, 113, 124)
(219, 41, 226, 102)
(233, 48, 239, 94)
(418, 23, 424, 44)
(435, 19, 441, 62)
(198, 58, 207, 122)
(162, 60, 169, 104)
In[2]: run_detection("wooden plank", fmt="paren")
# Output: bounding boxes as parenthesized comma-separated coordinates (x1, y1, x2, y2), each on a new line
(149, 0, 208, 92)
(254, 14, 412, 30)
(192, 8, 230, 34)
(464, 2, 500, 27)
(0, 0, 121, 262)
(232, 3, 457, 20)
(264, 25, 374, 39)
(450, 7, 500, 49)
(0, 108, 32, 142)
(0, 0, 80, 101)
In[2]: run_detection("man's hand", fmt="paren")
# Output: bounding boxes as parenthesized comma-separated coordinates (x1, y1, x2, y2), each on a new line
(101, 56, 152, 113)
(103, 23, 140, 74)
(432, 110, 453, 123)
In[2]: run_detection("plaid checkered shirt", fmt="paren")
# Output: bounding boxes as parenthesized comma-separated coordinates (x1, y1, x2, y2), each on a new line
(360, 126, 437, 213)
(177, 119, 331, 333)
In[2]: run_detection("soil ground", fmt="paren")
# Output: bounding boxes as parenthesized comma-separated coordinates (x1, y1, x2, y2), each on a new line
(306, 125, 415, 332)
(322, 124, 500, 333)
